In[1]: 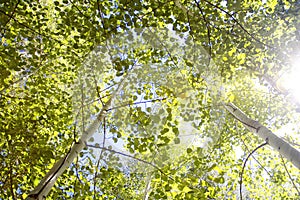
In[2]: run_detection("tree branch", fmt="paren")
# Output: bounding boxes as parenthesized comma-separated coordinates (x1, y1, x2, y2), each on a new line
(202, 0, 274, 49)
(224, 102, 300, 169)
(1, 0, 20, 31)
(280, 156, 300, 195)
(195, 0, 212, 63)
(240, 142, 267, 200)
(86, 144, 174, 181)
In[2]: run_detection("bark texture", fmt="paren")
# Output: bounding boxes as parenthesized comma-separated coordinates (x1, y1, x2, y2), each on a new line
(27, 81, 124, 199)
(224, 102, 300, 170)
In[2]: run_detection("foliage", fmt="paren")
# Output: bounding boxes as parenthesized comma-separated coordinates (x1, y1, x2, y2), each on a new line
(1, 0, 300, 199)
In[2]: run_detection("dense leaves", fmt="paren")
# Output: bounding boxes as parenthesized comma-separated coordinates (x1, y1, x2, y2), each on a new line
(1, 0, 300, 199)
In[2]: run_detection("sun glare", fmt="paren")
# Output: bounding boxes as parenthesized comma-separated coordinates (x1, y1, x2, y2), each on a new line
(277, 56, 300, 102)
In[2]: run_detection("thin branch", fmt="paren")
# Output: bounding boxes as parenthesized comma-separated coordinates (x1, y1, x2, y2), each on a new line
(99, 83, 119, 94)
(240, 142, 267, 200)
(72, 123, 78, 147)
(74, 160, 83, 184)
(96, 0, 107, 31)
(280, 156, 300, 195)
(99, 117, 106, 160)
(86, 144, 174, 181)
(106, 98, 166, 112)
(185, 4, 196, 42)
(0, 7, 83, 61)
(73, 125, 82, 196)
(92, 70, 104, 106)
(147, 27, 180, 69)
(93, 117, 106, 198)
(0, 9, 62, 45)
(70, 0, 91, 20)
(202, 0, 274, 49)
(235, 121, 273, 178)
(131, 13, 181, 70)
(1, 0, 20, 31)
(77, 94, 111, 110)
(195, 0, 212, 64)
(239, 136, 272, 177)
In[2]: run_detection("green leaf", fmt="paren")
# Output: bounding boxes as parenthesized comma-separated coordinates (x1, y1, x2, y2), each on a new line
(187, 148, 193, 154)
(174, 137, 180, 144)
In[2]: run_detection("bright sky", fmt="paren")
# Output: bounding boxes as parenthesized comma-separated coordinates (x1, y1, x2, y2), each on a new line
(277, 55, 300, 102)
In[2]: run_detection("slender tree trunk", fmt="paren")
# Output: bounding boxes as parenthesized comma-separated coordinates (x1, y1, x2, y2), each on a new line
(143, 173, 153, 200)
(26, 82, 123, 200)
(224, 102, 300, 169)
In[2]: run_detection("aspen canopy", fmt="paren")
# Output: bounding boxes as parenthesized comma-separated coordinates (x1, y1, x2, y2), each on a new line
(1, 0, 300, 199)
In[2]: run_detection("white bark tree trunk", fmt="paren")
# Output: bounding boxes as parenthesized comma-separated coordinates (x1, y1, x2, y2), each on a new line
(224, 102, 300, 169)
(143, 173, 153, 200)
(27, 82, 123, 200)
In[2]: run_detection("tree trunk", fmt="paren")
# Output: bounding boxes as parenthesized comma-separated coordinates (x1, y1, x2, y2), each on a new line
(224, 102, 300, 169)
(27, 82, 123, 199)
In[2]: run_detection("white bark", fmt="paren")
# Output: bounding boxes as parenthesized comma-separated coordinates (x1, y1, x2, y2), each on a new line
(143, 173, 153, 200)
(224, 102, 300, 169)
(27, 82, 123, 200)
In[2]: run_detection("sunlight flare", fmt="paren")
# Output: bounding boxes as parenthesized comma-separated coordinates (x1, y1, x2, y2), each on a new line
(277, 56, 300, 102)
